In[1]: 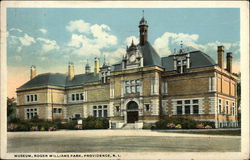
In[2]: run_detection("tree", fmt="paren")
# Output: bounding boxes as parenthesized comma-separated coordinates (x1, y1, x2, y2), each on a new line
(7, 97, 17, 123)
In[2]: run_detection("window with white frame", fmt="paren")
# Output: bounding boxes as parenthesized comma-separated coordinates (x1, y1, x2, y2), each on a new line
(110, 83, 114, 98)
(161, 80, 168, 95)
(115, 106, 120, 112)
(218, 99, 222, 114)
(232, 102, 235, 116)
(25, 108, 38, 119)
(175, 99, 199, 115)
(176, 60, 187, 73)
(93, 105, 108, 118)
(101, 72, 108, 83)
(53, 108, 62, 114)
(151, 78, 159, 94)
(26, 94, 38, 103)
(71, 93, 84, 102)
(226, 100, 229, 115)
(145, 104, 150, 112)
(209, 77, 217, 92)
(124, 79, 141, 94)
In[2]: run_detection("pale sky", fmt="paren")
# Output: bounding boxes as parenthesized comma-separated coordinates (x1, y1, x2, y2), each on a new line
(7, 8, 240, 98)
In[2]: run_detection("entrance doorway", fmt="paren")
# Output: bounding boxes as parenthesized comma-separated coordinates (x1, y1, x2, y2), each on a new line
(126, 101, 139, 123)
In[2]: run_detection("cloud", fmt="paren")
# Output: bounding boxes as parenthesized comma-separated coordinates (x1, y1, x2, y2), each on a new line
(152, 32, 240, 69)
(153, 32, 200, 56)
(125, 36, 139, 46)
(66, 20, 90, 33)
(8, 33, 36, 52)
(39, 28, 47, 34)
(66, 20, 118, 57)
(37, 37, 60, 53)
(37, 56, 48, 61)
(19, 33, 36, 46)
(10, 28, 23, 33)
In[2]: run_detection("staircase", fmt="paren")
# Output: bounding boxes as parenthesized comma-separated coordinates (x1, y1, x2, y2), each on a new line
(122, 123, 143, 130)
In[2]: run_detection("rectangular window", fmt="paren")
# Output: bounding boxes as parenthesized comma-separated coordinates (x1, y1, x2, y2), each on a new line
(193, 105, 199, 114)
(93, 105, 108, 118)
(34, 95, 37, 101)
(177, 106, 182, 115)
(177, 101, 182, 104)
(131, 86, 135, 93)
(115, 106, 120, 112)
(183, 65, 187, 73)
(226, 106, 228, 115)
(177, 66, 181, 73)
(25, 108, 38, 119)
(136, 80, 140, 84)
(93, 110, 97, 117)
(185, 100, 190, 104)
(31, 95, 34, 101)
(76, 94, 79, 100)
(232, 107, 235, 116)
(219, 105, 222, 114)
(58, 108, 62, 113)
(72, 94, 75, 101)
(125, 81, 129, 85)
(125, 79, 141, 94)
(145, 104, 150, 112)
(103, 110, 108, 118)
(53, 108, 57, 113)
(98, 110, 102, 117)
(125, 86, 130, 94)
(136, 85, 140, 93)
(80, 93, 84, 100)
(75, 114, 80, 119)
(185, 105, 190, 114)
(193, 99, 199, 104)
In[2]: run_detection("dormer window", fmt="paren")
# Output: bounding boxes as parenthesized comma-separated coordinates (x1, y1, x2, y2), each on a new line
(174, 53, 190, 74)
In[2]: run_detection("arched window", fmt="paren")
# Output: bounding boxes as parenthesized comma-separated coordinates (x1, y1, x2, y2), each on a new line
(127, 101, 138, 110)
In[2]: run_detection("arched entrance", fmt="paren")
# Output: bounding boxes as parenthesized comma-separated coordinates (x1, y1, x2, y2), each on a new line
(126, 101, 139, 123)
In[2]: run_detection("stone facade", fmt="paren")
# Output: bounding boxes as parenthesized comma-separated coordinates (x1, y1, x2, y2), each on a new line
(16, 16, 239, 129)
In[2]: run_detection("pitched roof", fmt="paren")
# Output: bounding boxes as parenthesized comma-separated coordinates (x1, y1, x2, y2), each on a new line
(66, 73, 99, 87)
(161, 51, 216, 71)
(18, 72, 99, 89)
(111, 41, 162, 72)
(139, 42, 162, 67)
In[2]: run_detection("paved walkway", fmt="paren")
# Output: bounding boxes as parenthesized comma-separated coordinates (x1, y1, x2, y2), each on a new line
(8, 130, 240, 152)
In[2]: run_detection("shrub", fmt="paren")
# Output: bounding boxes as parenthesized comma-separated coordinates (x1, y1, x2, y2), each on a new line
(175, 124, 182, 129)
(7, 123, 17, 131)
(205, 125, 212, 129)
(166, 123, 175, 129)
(155, 120, 169, 129)
(196, 124, 205, 129)
(143, 124, 153, 129)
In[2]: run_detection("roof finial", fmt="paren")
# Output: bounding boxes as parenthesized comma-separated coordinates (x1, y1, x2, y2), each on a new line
(132, 39, 134, 45)
(180, 41, 183, 49)
(142, 10, 144, 18)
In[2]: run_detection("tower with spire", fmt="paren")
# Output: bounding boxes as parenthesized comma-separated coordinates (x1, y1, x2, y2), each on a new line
(139, 10, 148, 46)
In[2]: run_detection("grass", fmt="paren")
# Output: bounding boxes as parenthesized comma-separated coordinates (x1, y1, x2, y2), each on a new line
(168, 130, 241, 136)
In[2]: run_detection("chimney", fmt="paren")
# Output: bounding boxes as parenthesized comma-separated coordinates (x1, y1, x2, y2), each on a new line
(30, 65, 36, 80)
(68, 62, 74, 81)
(217, 46, 224, 69)
(94, 57, 100, 74)
(85, 63, 91, 74)
(226, 52, 233, 73)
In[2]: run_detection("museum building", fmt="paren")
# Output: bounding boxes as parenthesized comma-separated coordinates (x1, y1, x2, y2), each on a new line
(16, 16, 239, 128)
